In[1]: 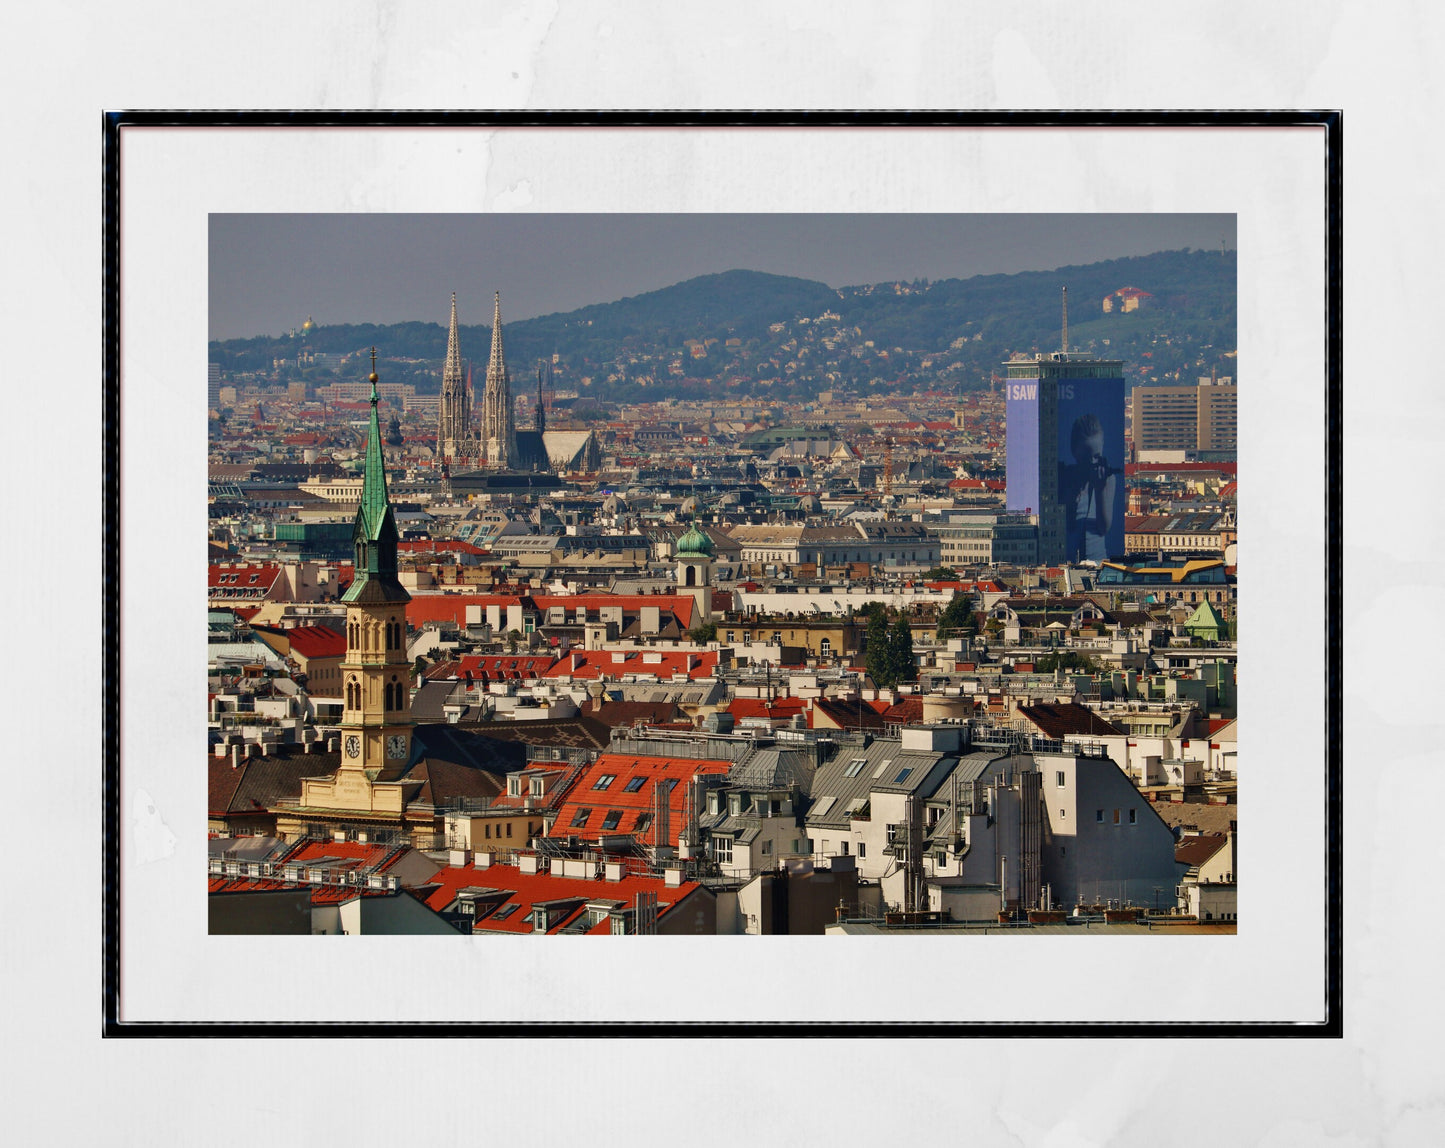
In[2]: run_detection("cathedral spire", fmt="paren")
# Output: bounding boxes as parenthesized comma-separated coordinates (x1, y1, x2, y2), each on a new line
(481, 290, 516, 468)
(487, 291, 506, 382)
(444, 291, 461, 379)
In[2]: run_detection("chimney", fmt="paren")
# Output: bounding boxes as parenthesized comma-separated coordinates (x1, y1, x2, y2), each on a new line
(231, 745, 242, 769)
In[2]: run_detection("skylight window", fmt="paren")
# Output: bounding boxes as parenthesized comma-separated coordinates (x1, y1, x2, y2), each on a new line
(601, 811, 623, 831)
(491, 904, 518, 921)
(893, 767, 913, 784)
(811, 795, 837, 817)
(872, 758, 894, 779)
(592, 774, 617, 791)
(844, 758, 867, 778)
(571, 808, 592, 828)
(623, 777, 646, 793)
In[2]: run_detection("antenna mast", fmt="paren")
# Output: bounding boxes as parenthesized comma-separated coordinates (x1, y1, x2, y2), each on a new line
(1061, 286, 1069, 353)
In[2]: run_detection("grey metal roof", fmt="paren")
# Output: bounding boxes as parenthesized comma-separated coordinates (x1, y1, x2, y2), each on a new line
(729, 746, 816, 794)
(867, 752, 957, 796)
(804, 738, 955, 830)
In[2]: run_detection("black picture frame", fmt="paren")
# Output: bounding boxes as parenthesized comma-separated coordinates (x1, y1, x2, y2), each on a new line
(103, 109, 1341, 1037)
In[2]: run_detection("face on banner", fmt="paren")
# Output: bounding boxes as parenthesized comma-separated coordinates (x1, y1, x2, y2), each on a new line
(1056, 378, 1125, 563)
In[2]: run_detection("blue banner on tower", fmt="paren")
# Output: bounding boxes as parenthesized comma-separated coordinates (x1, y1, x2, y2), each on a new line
(1056, 378, 1125, 563)
(1005, 380, 1041, 516)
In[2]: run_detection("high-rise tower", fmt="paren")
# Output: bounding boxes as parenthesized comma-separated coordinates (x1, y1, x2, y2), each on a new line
(1005, 292, 1126, 565)
(437, 293, 476, 463)
(480, 291, 517, 469)
(336, 349, 413, 779)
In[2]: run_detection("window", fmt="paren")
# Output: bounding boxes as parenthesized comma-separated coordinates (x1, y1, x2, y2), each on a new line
(712, 837, 733, 863)
(858, 843, 866, 859)
(505, 823, 513, 838)
(601, 810, 623, 831)
(1060, 809, 1066, 820)
(761, 840, 772, 855)
(1056, 771, 1067, 787)
(570, 808, 592, 828)
(840, 840, 849, 856)
(844, 757, 867, 778)
(1128, 809, 1137, 825)
(1113, 809, 1120, 824)
(484, 823, 491, 840)
(894, 767, 913, 784)
(622, 777, 646, 793)
(592, 774, 616, 791)
(1096, 809, 1104, 823)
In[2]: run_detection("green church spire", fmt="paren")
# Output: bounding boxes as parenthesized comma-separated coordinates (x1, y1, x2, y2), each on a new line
(342, 348, 410, 605)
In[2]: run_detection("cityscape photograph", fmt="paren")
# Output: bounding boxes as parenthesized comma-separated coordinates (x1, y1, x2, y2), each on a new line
(206, 213, 1239, 937)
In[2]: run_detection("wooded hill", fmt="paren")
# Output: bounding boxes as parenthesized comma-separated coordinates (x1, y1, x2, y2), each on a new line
(210, 248, 1236, 402)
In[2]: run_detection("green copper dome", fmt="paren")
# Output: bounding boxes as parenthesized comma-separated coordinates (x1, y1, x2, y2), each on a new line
(676, 523, 714, 557)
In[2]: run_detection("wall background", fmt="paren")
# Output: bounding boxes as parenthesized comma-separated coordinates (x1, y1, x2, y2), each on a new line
(4, 2, 1425, 1143)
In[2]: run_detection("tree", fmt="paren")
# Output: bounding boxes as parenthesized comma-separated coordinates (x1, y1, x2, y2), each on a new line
(923, 565, 956, 581)
(886, 617, 917, 686)
(862, 602, 891, 684)
(936, 592, 976, 641)
(689, 621, 718, 646)
(1033, 650, 1106, 675)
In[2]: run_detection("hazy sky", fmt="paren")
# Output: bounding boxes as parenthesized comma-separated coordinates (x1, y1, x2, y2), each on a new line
(209, 213, 1235, 340)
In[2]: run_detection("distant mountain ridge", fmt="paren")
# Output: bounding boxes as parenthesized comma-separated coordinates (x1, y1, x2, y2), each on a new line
(210, 249, 1236, 400)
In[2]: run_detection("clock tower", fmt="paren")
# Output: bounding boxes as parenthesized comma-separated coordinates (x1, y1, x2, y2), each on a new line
(337, 349, 413, 780)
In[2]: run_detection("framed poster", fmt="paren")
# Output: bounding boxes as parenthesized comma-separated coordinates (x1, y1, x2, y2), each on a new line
(105, 111, 1339, 1033)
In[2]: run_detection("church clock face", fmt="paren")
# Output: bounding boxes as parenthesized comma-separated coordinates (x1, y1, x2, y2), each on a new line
(386, 735, 408, 760)
(345, 735, 361, 759)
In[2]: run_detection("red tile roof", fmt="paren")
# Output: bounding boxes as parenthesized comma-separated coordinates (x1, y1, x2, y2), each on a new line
(207, 876, 392, 904)
(1174, 833, 1230, 868)
(809, 696, 886, 731)
(399, 539, 486, 556)
(426, 655, 558, 682)
(1019, 702, 1126, 739)
(420, 861, 705, 935)
(881, 696, 924, 725)
(284, 625, 347, 660)
(404, 594, 518, 627)
(208, 563, 281, 592)
(727, 696, 807, 723)
(924, 579, 1005, 594)
(551, 752, 731, 844)
(545, 649, 718, 681)
(403, 591, 698, 632)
